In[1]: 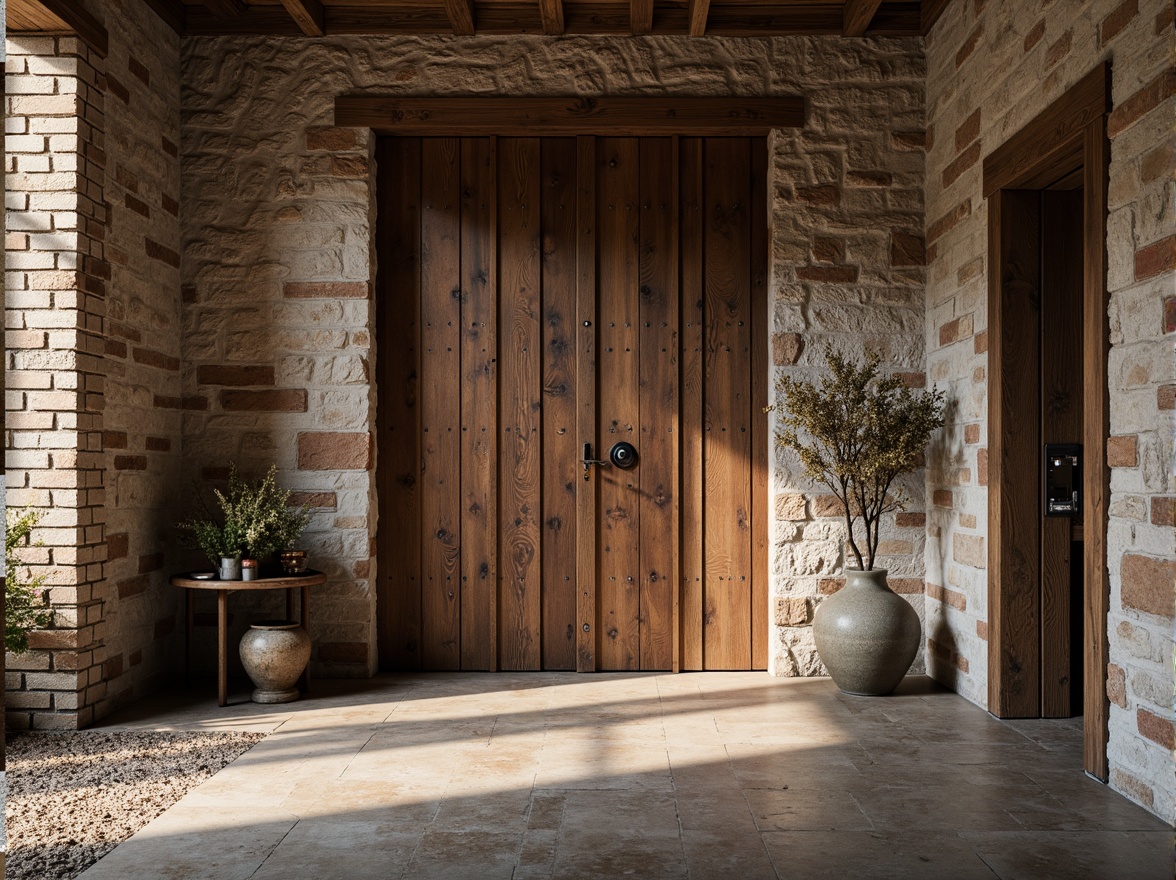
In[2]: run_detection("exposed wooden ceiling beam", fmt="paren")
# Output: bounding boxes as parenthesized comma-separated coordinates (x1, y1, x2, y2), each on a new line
(31, 0, 108, 57)
(630, 0, 653, 35)
(920, 0, 952, 33)
(141, 0, 185, 34)
(203, 0, 247, 18)
(279, 0, 325, 36)
(335, 96, 806, 136)
(842, 0, 883, 36)
(442, 0, 476, 35)
(687, 0, 711, 37)
(537, 0, 564, 36)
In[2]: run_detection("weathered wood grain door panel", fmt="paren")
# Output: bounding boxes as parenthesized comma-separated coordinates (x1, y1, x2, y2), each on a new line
(376, 136, 767, 672)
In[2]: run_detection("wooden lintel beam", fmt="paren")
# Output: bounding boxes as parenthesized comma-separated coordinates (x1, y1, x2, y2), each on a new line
(842, 0, 883, 36)
(141, 0, 186, 35)
(537, 0, 564, 35)
(34, 0, 108, 57)
(203, 0, 247, 18)
(279, 0, 325, 36)
(687, 0, 710, 36)
(630, 0, 653, 35)
(920, 0, 952, 34)
(335, 96, 806, 136)
(442, 0, 476, 35)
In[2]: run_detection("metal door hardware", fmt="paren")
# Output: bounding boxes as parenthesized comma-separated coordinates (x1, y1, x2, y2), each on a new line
(582, 443, 609, 481)
(1044, 444, 1081, 517)
(609, 441, 638, 469)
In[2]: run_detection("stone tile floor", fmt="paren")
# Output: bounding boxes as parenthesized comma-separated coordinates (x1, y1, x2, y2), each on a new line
(82, 673, 1171, 879)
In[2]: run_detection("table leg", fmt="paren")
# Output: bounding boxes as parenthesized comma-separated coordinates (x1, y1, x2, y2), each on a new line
(217, 589, 228, 707)
(299, 583, 311, 694)
(185, 589, 193, 685)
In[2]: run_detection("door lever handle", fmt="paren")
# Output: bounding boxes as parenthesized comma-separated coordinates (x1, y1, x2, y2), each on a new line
(582, 443, 608, 480)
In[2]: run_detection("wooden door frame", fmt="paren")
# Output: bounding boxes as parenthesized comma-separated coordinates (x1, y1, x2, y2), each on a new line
(356, 98, 790, 673)
(982, 62, 1111, 779)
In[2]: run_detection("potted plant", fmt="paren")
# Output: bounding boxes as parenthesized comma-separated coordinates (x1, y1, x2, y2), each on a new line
(778, 349, 946, 695)
(180, 465, 311, 580)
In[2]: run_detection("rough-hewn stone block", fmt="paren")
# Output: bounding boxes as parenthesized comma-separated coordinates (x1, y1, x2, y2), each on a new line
(1120, 554, 1175, 618)
(298, 432, 372, 470)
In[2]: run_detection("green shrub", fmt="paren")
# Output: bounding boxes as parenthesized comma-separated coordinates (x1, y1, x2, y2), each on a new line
(6, 508, 53, 654)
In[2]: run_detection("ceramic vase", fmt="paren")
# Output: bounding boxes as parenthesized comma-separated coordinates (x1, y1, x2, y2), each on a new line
(812, 568, 921, 696)
(239, 620, 311, 704)
(219, 556, 242, 581)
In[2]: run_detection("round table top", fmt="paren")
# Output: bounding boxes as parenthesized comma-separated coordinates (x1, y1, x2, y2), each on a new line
(170, 570, 327, 590)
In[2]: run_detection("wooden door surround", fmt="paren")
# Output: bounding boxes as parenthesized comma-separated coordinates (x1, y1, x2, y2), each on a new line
(361, 99, 799, 674)
(982, 63, 1111, 780)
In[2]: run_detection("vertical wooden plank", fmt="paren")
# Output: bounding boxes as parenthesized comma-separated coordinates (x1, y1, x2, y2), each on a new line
(1082, 118, 1110, 780)
(670, 136, 682, 675)
(987, 187, 1042, 718)
(498, 137, 543, 671)
(420, 138, 462, 670)
(638, 137, 677, 671)
(596, 136, 642, 671)
(749, 138, 770, 671)
(1040, 188, 1083, 717)
(575, 135, 598, 672)
(540, 138, 579, 670)
(679, 137, 705, 672)
(460, 138, 497, 671)
(376, 137, 422, 670)
(702, 138, 753, 670)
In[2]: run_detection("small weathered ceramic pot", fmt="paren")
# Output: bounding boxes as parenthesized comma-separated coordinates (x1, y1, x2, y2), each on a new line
(812, 568, 921, 696)
(239, 620, 311, 704)
(218, 556, 242, 581)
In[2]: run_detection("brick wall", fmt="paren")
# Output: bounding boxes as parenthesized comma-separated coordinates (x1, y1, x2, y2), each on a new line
(180, 34, 927, 680)
(925, 0, 1174, 820)
(5, 35, 108, 729)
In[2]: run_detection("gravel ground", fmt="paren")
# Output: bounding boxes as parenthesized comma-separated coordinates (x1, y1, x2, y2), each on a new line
(6, 730, 266, 880)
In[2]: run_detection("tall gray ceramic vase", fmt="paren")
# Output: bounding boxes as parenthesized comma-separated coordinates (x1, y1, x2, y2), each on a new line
(812, 568, 921, 696)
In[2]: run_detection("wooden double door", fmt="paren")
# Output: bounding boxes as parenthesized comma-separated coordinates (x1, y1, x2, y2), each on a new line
(376, 135, 767, 672)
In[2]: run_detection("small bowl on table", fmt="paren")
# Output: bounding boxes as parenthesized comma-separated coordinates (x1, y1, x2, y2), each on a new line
(279, 550, 309, 576)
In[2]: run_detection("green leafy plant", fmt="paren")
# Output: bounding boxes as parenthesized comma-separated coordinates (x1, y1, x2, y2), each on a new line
(777, 349, 946, 572)
(6, 508, 53, 654)
(179, 465, 311, 565)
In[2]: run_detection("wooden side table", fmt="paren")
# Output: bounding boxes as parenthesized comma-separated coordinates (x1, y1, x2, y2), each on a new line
(170, 570, 327, 707)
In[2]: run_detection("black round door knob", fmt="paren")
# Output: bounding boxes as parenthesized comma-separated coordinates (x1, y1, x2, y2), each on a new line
(609, 441, 638, 469)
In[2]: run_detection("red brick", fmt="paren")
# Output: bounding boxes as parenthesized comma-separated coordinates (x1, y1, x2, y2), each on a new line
(197, 364, 276, 386)
(127, 55, 150, 86)
(103, 653, 124, 680)
(1121, 554, 1176, 618)
(145, 436, 171, 452)
(161, 136, 178, 158)
(27, 629, 78, 650)
(1158, 385, 1175, 411)
(847, 170, 892, 187)
(161, 193, 179, 217)
(955, 25, 983, 68)
(818, 577, 845, 595)
(796, 184, 840, 206)
(117, 575, 149, 599)
(973, 329, 989, 354)
(927, 199, 971, 243)
(144, 238, 180, 268)
(107, 532, 129, 560)
(103, 430, 128, 449)
(954, 109, 982, 152)
(1164, 295, 1175, 334)
(796, 265, 858, 283)
(330, 156, 368, 178)
(318, 642, 368, 664)
(943, 142, 981, 188)
(113, 455, 147, 471)
(110, 321, 142, 343)
(1150, 497, 1175, 527)
(891, 230, 925, 267)
(891, 130, 926, 151)
(896, 371, 925, 388)
(132, 346, 180, 372)
(771, 333, 805, 365)
(182, 396, 209, 411)
(106, 74, 130, 104)
(138, 552, 164, 574)
(129, 649, 143, 666)
(354, 559, 371, 579)
(298, 432, 373, 471)
(1106, 435, 1138, 468)
(895, 512, 925, 528)
(977, 448, 988, 486)
(888, 578, 923, 595)
(812, 236, 844, 264)
(976, 619, 989, 641)
(1023, 19, 1046, 52)
(289, 491, 337, 509)
(1100, 0, 1138, 44)
(1158, 5, 1175, 34)
(306, 127, 359, 151)
(1106, 664, 1127, 708)
(1109, 70, 1176, 139)
(1137, 708, 1174, 750)
(938, 314, 974, 347)
(153, 395, 182, 409)
(963, 424, 980, 444)
(282, 281, 370, 299)
(933, 489, 953, 508)
(1045, 28, 1072, 69)
(220, 389, 308, 412)
(1135, 235, 1176, 282)
(928, 582, 966, 610)
(124, 193, 150, 218)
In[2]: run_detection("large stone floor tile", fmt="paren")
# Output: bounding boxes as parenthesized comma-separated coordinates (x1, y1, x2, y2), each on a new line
(682, 831, 778, 879)
(762, 831, 1000, 879)
(551, 830, 689, 878)
(248, 821, 419, 880)
(961, 830, 1173, 879)
(745, 786, 875, 831)
(402, 830, 522, 880)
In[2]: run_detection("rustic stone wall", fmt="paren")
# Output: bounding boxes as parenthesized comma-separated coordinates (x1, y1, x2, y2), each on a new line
(180, 34, 927, 680)
(924, 0, 1174, 820)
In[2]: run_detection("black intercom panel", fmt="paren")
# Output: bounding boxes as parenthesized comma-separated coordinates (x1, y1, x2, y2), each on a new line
(1044, 444, 1081, 517)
